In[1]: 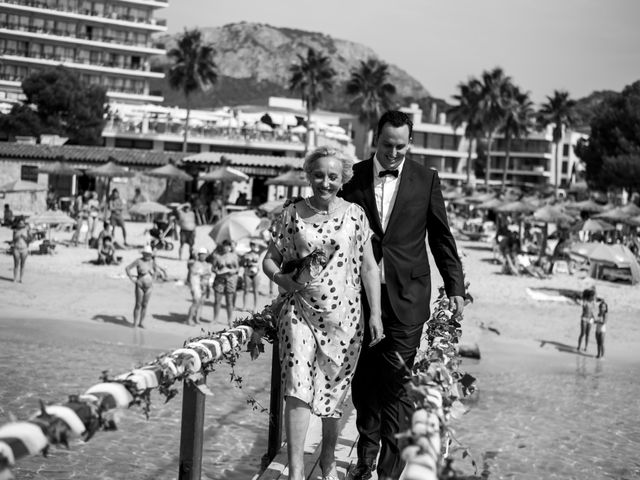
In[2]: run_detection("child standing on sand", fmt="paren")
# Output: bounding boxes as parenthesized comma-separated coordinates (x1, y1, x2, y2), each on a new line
(578, 287, 596, 352)
(595, 299, 608, 359)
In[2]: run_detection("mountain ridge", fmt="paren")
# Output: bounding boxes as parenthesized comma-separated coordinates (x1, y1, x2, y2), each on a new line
(150, 22, 430, 112)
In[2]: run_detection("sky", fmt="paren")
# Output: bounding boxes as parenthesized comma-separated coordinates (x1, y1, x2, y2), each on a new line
(158, 0, 640, 104)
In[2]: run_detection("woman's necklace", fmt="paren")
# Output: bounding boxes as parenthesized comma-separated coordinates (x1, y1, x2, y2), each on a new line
(304, 197, 341, 216)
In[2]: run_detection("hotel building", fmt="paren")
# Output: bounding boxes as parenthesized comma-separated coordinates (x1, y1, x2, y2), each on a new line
(0, 0, 168, 105)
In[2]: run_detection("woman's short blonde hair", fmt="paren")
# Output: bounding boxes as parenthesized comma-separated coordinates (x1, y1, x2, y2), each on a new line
(303, 146, 355, 185)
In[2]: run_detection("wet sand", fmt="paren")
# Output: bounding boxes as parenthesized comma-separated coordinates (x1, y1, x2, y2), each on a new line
(1, 223, 639, 478)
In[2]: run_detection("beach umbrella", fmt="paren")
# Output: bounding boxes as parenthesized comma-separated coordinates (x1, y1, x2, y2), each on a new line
(571, 218, 616, 233)
(620, 203, 640, 217)
(209, 210, 263, 243)
(200, 166, 249, 183)
(255, 122, 273, 132)
(85, 161, 135, 179)
(28, 210, 76, 226)
(258, 199, 286, 215)
(38, 161, 82, 176)
(531, 205, 576, 225)
(565, 199, 607, 213)
(628, 215, 640, 227)
(144, 164, 193, 181)
(265, 170, 308, 187)
(442, 189, 463, 200)
(0, 180, 47, 193)
(587, 243, 636, 267)
(476, 198, 504, 210)
(466, 192, 495, 204)
(569, 242, 599, 259)
(86, 161, 135, 201)
(129, 201, 171, 216)
(28, 210, 76, 242)
(496, 200, 537, 214)
(593, 207, 633, 223)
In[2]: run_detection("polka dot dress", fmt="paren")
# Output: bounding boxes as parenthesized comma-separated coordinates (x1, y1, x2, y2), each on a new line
(271, 202, 372, 418)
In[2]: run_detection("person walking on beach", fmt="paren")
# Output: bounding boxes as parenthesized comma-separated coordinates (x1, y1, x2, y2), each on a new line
(578, 287, 596, 352)
(595, 299, 608, 359)
(341, 110, 465, 480)
(125, 245, 158, 328)
(11, 218, 31, 283)
(263, 146, 382, 480)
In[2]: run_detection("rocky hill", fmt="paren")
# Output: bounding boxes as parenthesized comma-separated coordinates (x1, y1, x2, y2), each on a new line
(150, 22, 431, 112)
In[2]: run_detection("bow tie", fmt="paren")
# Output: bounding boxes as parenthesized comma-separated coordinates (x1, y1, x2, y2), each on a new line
(378, 169, 399, 178)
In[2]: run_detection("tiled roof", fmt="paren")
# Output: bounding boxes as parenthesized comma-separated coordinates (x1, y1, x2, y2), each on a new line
(0, 142, 190, 166)
(184, 152, 304, 169)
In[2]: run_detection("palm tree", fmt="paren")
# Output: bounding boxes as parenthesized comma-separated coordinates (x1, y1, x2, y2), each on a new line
(478, 67, 513, 185)
(167, 28, 218, 153)
(448, 78, 484, 185)
(289, 48, 336, 154)
(539, 90, 576, 197)
(346, 58, 397, 154)
(499, 86, 534, 187)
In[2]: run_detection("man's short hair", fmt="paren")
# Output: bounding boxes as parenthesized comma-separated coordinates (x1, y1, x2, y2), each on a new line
(375, 110, 414, 140)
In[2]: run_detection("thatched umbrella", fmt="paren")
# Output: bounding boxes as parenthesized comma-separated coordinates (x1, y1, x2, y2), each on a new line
(594, 207, 633, 224)
(565, 198, 608, 214)
(265, 170, 308, 187)
(200, 166, 249, 183)
(145, 163, 193, 181)
(571, 218, 616, 233)
(86, 160, 135, 201)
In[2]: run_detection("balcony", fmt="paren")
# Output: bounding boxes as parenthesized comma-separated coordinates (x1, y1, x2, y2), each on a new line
(0, 49, 165, 78)
(0, 22, 165, 54)
(103, 121, 307, 150)
(110, 0, 168, 7)
(0, 0, 168, 31)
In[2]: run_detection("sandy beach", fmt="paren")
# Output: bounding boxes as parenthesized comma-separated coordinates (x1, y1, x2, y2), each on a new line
(1, 220, 639, 478)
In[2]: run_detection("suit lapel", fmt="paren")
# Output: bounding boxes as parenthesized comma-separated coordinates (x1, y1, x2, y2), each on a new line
(385, 160, 417, 233)
(358, 159, 383, 234)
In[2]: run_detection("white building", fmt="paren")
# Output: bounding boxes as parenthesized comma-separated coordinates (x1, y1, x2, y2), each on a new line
(0, 0, 168, 104)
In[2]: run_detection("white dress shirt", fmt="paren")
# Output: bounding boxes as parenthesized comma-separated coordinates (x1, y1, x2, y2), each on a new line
(373, 156, 405, 283)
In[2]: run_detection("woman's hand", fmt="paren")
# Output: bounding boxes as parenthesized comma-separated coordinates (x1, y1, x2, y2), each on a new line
(368, 313, 385, 347)
(274, 271, 306, 293)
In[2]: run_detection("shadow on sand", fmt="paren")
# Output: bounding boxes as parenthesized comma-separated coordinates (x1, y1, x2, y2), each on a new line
(0, 275, 14, 282)
(152, 312, 189, 324)
(460, 243, 493, 251)
(538, 339, 594, 357)
(91, 314, 131, 327)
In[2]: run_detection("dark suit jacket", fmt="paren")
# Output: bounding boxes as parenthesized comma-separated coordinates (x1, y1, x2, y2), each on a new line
(341, 157, 464, 325)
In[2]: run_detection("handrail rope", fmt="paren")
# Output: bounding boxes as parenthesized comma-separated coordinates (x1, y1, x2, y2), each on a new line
(0, 324, 254, 478)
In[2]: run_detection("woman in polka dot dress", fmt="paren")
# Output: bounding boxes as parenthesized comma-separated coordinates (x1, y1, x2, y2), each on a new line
(263, 147, 383, 480)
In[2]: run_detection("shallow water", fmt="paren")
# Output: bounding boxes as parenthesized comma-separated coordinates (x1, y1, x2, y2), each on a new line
(0, 316, 272, 479)
(453, 338, 640, 480)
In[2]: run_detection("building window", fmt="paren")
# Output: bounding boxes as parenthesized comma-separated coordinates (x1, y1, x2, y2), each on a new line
(562, 144, 569, 156)
(412, 132, 425, 148)
(21, 165, 39, 182)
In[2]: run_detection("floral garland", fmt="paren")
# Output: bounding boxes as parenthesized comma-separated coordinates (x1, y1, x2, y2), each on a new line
(401, 283, 478, 480)
(0, 325, 253, 479)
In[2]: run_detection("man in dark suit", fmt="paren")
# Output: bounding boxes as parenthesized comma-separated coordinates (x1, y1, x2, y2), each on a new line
(341, 110, 465, 480)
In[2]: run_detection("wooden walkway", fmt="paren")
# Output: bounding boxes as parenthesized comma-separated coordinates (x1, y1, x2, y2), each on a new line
(254, 397, 379, 480)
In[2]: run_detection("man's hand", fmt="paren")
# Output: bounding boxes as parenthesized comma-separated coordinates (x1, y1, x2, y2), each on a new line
(449, 295, 465, 320)
(368, 313, 385, 347)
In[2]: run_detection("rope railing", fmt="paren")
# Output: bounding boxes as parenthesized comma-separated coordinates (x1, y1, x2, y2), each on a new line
(0, 324, 255, 480)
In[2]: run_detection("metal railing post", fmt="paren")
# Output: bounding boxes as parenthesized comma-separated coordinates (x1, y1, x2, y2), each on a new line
(178, 378, 206, 480)
(262, 339, 283, 468)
